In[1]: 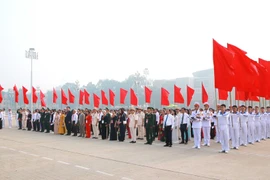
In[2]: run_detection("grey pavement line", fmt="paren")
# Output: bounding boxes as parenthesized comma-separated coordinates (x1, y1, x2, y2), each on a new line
(42, 157, 54, 161)
(57, 160, 70, 165)
(96, 170, 114, 176)
(122, 177, 133, 180)
(0, 145, 127, 180)
(75, 165, 90, 170)
(39, 145, 218, 180)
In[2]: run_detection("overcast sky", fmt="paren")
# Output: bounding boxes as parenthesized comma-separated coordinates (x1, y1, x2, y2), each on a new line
(1, 0, 270, 91)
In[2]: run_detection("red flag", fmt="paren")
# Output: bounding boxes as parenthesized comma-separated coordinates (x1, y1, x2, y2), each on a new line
(22, 86, 29, 105)
(130, 88, 138, 106)
(40, 90, 46, 107)
(202, 83, 208, 104)
(120, 88, 128, 104)
(84, 89, 90, 105)
(61, 89, 68, 105)
(109, 89, 115, 106)
(93, 93, 100, 108)
(144, 86, 152, 104)
(68, 89, 75, 104)
(79, 90, 84, 105)
(235, 88, 248, 101)
(13, 85, 19, 103)
(213, 39, 235, 91)
(218, 89, 228, 100)
(187, 86, 194, 107)
(259, 58, 270, 98)
(227, 43, 256, 93)
(0, 85, 4, 103)
(53, 88, 58, 103)
(174, 85, 184, 103)
(32, 87, 38, 103)
(250, 60, 268, 97)
(101, 90, 108, 105)
(249, 94, 259, 102)
(161, 87, 170, 106)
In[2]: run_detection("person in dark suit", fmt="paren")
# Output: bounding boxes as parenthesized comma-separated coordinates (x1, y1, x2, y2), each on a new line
(65, 106, 72, 135)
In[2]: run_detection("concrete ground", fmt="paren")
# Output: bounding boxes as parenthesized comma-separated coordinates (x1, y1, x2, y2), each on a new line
(1, 121, 270, 180)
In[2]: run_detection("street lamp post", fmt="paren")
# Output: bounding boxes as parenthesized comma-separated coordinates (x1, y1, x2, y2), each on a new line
(25, 48, 38, 114)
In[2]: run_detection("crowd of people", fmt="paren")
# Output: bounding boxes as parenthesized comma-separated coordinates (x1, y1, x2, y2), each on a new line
(1, 101, 270, 153)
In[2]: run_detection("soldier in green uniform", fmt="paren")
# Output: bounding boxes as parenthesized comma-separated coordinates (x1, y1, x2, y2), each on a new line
(44, 108, 51, 133)
(144, 107, 155, 145)
(40, 108, 45, 132)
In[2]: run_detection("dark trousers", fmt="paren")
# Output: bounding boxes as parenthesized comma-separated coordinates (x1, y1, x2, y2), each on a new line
(45, 121, 50, 133)
(180, 124, 188, 143)
(40, 120, 44, 132)
(33, 121, 37, 131)
(65, 120, 71, 135)
(146, 126, 153, 144)
(155, 121, 158, 137)
(36, 120, 40, 131)
(119, 124, 126, 141)
(72, 121, 77, 136)
(165, 125, 172, 146)
(18, 120, 22, 129)
(27, 120, 32, 131)
(101, 124, 108, 139)
(0, 119, 2, 129)
(99, 121, 102, 135)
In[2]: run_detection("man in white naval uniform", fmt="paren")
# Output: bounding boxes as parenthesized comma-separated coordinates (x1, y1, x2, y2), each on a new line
(8, 109, 12, 128)
(230, 105, 240, 149)
(128, 107, 138, 143)
(202, 102, 211, 147)
(191, 102, 202, 149)
(91, 108, 100, 139)
(239, 105, 248, 146)
(247, 106, 255, 144)
(266, 106, 270, 139)
(136, 108, 145, 140)
(217, 104, 230, 153)
(254, 106, 261, 142)
(260, 107, 267, 140)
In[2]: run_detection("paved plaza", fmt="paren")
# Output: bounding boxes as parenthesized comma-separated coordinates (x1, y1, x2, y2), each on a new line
(1, 124, 270, 180)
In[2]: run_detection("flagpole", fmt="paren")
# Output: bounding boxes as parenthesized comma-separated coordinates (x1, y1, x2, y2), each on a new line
(215, 88, 218, 107)
(229, 92, 232, 108)
(259, 97, 262, 108)
(264, 98, 266, 108)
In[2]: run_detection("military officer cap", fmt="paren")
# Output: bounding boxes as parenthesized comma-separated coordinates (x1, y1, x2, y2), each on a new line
(105, 107, 109, 111)
(147, 107, 152, 110)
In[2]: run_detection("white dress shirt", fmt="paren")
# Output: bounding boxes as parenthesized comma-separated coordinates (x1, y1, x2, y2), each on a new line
(155, 112, 160, 124)
(163, 114, 174, 129)
(72, 113, 78, 124)
(179, 113, 190, 127)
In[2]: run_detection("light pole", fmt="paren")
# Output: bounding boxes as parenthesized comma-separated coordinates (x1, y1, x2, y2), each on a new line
(25, 48, 38, 114)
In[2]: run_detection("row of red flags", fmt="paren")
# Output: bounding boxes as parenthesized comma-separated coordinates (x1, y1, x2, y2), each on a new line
(0, 84, 210, 107)
(213, 39, 270, 101)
